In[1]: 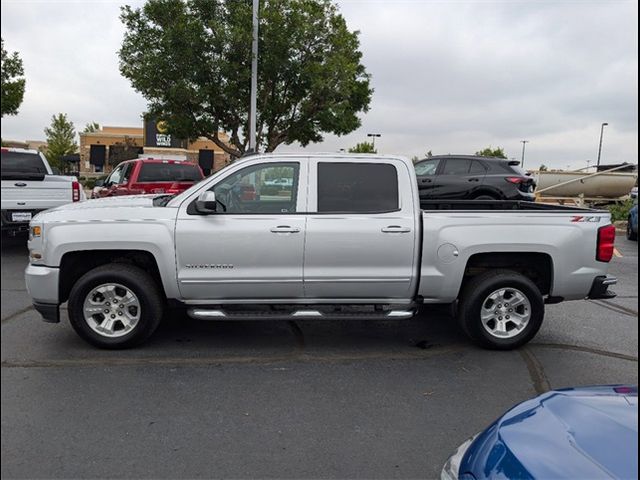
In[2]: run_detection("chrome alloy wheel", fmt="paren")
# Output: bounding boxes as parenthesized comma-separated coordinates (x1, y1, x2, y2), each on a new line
(82, 283, 141, 338)
(480, 287, 531, 339)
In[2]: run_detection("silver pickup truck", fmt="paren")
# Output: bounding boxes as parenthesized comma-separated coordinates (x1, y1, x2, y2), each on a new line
(25, 153, 618, 349)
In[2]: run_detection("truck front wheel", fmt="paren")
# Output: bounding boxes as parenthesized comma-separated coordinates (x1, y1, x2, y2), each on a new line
(457, 270, 544, 350)
(68, 264, 164, 349)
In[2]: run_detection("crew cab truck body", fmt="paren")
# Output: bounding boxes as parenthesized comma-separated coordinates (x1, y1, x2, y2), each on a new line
(1, 148, 84, 235)
(25, 154, 617, 349)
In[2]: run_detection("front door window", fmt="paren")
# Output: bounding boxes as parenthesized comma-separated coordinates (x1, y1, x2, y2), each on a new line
(212, 163, 299, 214)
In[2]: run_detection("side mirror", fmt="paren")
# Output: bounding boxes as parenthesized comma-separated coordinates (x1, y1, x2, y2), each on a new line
(94, 179, 105, 187)
(195, 190, 218, 214)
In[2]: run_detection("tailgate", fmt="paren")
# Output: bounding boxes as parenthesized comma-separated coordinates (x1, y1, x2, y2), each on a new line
(1, 177, 74, 210)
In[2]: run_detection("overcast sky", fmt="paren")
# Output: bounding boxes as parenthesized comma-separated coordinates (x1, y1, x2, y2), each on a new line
(1, 0, 637, 169)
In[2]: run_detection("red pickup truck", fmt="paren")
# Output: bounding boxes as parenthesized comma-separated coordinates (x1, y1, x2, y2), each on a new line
(92, 159, 204, 198)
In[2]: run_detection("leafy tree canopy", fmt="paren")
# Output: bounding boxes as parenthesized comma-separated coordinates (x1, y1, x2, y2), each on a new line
(539, 164, 548, 172)
(348, 141, 376, 154)
(83, 122, 101, 133)
(475, 146, 507, 159)
(119, 0, 372, 158)
(44, 113, 77, 169)
(1, 38, 26, 117)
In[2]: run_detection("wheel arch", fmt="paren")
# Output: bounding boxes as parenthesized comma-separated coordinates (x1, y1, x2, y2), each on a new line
(59, 250, 167, 304)
(460, 252, 554, 298)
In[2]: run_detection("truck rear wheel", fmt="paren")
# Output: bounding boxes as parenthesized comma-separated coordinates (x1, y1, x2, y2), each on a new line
(457, 269, 544, 350)
(68, 264, 164, 349)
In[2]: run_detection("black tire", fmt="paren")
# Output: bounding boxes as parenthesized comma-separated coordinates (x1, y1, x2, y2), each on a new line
(68, 264, 164, 349)
(457, 269, 544, 350)
(627, 217, 637, 241)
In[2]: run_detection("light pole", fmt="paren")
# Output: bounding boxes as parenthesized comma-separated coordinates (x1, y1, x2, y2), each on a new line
(596, 122, 608, 167)
(520, 140, 529, 168)
(367, 133, 381, 151)
(248, 0, 259, 153)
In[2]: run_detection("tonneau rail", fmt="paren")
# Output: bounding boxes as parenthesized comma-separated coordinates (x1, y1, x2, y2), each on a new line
(420, 200, 601, 212)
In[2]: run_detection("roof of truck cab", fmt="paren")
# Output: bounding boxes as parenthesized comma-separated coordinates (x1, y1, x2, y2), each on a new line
(417, 154, 509, 162)
(238, 152, 410, 161)
(1, 147, 41, 155)
(125, 158, 200, 164)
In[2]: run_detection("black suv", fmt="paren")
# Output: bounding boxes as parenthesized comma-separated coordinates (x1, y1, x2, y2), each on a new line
(414, 155, 536, 201)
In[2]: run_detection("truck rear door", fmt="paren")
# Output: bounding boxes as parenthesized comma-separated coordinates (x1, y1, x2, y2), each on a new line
(304, 158, 418, 299)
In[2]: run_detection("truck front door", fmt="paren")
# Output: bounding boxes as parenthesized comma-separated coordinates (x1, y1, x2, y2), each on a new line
(304, 159, 418, 299)
(175, 161, 307, 300)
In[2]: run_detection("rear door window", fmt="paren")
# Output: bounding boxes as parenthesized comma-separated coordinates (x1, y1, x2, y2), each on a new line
(317, 163, 398, 213)
(442, 159, 473, 175)
(138, 163, 203, 182)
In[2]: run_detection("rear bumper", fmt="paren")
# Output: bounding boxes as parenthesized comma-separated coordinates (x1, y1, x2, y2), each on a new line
(587, 275, 618, 300)
(509, 190, 536, 201)
(1, 209, 43, 233)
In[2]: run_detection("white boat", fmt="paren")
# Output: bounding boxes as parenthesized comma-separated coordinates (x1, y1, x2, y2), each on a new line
(535, 169, 637, 199)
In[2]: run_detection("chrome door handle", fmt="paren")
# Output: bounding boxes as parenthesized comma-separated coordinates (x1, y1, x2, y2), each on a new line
(381, 225, 411, 233)
(270, 226, 301, 234)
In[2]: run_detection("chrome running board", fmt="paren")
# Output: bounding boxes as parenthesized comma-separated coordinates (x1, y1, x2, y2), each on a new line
(187, 308, 416, 321)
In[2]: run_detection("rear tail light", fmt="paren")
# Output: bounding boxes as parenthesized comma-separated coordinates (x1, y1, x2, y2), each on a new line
(72, 181, 80, 202)
(597, 225, 616, 262)
(505, 177, 526, 184)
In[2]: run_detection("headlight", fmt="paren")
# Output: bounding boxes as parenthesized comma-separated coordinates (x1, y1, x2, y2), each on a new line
(441, 433, 480, 480)
(30, 225, 42, 239)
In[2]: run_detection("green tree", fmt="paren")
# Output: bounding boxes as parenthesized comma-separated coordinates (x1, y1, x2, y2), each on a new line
(44, 114, 77, 170)
(475, 146, 507, 159)
(1, 38, 26, 117)
(348, 141, 376, 154)
(119, 0, 372, 159)
(539, 164, 548, 172)
(83, 122, 100, 133)
(109, 136, 141, 167)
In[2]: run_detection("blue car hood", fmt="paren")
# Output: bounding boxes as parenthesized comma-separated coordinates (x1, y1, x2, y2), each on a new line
(461, 386, 638, 479)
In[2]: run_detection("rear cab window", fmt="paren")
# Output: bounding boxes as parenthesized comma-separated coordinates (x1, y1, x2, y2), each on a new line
(317, 162, 399, 213)
(137, 162, 203, 182)
(1, 151, 48, 179)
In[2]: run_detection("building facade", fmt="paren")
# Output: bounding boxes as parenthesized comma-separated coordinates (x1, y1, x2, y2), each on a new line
(78, 125, 232, 176)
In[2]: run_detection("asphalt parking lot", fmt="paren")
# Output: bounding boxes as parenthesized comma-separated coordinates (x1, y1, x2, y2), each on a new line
(1, 234, 638, 479)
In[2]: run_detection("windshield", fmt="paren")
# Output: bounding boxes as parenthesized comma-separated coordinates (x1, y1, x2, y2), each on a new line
(137, 162, 203, 182)
(1, 151, 48, 175)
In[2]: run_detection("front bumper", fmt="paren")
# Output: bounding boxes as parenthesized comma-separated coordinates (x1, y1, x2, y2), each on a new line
(587, 275, 617, 300)
(25, 264, 61, 323)
(25, 263, 60, 305)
